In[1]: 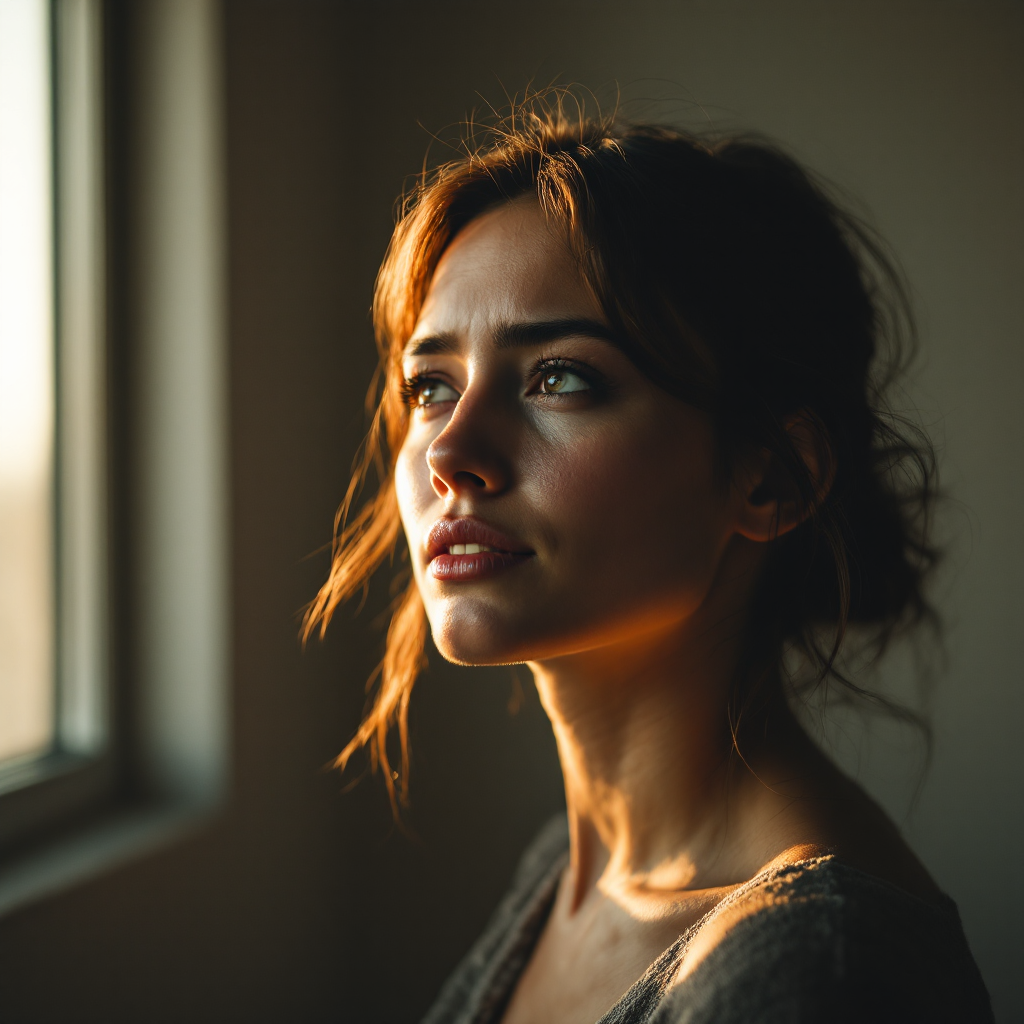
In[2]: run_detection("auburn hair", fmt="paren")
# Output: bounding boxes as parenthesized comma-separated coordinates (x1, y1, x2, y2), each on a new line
(303, 93, 937, 814)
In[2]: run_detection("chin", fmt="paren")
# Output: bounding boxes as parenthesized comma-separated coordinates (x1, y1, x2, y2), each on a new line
(428, 599, 533, 666)
(425, 581, 714, 671)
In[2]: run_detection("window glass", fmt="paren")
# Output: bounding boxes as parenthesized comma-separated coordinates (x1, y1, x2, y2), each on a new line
(0, 0, 55, 764)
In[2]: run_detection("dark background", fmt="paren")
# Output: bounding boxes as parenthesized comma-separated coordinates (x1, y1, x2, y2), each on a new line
(1, 2, 1021, 1022)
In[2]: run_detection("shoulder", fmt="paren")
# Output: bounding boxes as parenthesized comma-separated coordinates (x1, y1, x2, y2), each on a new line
(653, 857, 993, 1024)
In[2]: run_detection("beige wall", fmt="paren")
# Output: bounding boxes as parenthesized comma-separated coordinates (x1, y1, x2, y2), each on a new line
(0, 3, 1019, 1022)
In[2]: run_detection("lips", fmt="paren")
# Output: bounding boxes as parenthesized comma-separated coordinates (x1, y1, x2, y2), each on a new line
(425, 517, 534, 582)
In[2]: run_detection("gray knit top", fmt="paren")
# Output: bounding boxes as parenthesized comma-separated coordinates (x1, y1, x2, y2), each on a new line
(423, 817, 993, 1024)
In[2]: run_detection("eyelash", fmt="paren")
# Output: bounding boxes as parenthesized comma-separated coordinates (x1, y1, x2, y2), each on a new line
(399, 356, 606, 408)
(399, 372, 437, 408)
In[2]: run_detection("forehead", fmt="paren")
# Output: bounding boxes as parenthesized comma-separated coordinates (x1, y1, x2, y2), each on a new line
(410, 200, 602, 344)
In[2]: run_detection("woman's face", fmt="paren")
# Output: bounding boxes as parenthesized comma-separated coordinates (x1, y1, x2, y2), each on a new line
(395, 199, 749, 667)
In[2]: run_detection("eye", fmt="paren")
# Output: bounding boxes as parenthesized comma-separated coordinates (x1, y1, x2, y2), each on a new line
(416, 380, 459, 406)
(540, 368, 590, 395)
(401, 374, 459, 409)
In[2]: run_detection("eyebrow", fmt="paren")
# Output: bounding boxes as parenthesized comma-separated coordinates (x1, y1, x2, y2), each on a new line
(404, 317, 620, 357)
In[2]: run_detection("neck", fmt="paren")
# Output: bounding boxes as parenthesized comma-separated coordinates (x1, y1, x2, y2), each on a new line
(528, 547, 804, 912)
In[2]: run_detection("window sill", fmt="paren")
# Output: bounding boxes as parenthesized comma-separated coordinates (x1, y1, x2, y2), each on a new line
(0, 796, 221, 918)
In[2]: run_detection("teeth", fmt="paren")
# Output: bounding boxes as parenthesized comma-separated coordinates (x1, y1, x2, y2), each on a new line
(448, 543, 493, 555)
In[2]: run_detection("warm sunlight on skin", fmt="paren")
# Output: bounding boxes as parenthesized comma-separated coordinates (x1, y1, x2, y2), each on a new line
(394, 200, 939, 1024)
(397, 199, 780, 669)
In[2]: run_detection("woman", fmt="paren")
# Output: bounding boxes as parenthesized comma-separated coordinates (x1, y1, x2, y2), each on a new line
(305, 99, 992, 1023)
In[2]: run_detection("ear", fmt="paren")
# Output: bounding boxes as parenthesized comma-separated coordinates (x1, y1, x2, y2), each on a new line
(735, 413, 834, 543)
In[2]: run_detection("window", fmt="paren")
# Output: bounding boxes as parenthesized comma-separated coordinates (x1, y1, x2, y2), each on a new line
(0, 0, 109, 845)
(0, 0, 57, 769)
(0, 0, 228, 912)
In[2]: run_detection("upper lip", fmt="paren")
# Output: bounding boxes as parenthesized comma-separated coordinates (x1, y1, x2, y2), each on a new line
(425, 516, 533, 560)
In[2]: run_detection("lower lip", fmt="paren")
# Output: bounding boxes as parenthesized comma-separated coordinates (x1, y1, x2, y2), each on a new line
(429, 551, 533, 582)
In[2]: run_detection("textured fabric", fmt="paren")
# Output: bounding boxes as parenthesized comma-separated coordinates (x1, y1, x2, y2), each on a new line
(422, 816, 994, 1024)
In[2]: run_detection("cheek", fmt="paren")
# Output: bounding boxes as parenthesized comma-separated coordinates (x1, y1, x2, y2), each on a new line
(524, 412, 727, 597)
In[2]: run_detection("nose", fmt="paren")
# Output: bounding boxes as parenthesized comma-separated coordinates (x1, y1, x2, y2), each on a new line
(426, 389, 513, 500)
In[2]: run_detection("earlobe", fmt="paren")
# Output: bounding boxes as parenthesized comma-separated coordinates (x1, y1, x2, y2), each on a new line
(735, 414, 833, 543)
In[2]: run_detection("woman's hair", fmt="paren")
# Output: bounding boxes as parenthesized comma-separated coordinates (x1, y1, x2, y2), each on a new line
(303, 92, 937, 813)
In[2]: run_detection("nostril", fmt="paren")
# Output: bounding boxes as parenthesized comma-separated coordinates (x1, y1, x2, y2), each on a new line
(454, 470, 487, 489)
